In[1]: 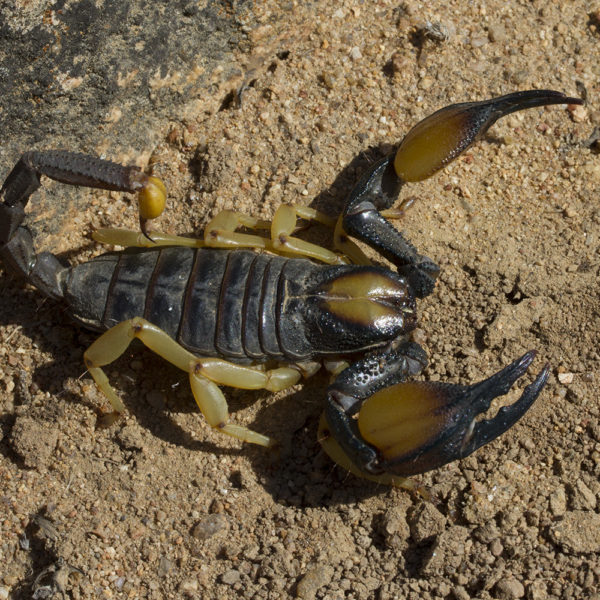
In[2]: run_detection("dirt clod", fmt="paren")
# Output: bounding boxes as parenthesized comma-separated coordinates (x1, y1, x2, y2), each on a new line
(549, 511, 600, 554)
(191, 514, 229, 541)
(295, 565, 334, 600)
(495, 577, 526, 599)
(9, 416, 58, 470)
(407, 502, 446, 543)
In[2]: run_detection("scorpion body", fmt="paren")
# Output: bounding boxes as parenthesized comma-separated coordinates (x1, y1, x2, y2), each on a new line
(64, 246, 414, 363)
(0, 90, 583, 488)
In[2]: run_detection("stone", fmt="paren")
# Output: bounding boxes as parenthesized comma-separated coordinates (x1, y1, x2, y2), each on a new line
(549, 511, 600, 554)
(495, 578, 525, 599)
(296, 565, 334, 600)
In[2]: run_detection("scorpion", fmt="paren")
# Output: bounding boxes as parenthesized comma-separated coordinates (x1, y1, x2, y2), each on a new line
(0, 90, 582, 489)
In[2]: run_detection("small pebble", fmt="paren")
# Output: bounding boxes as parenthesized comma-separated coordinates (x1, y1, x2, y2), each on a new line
(221, 569, 241, 585)
(452, 586, 470, 600)
(569, 104, 587, 123)
(573, 479, 597, 510)
(528, 580, 548, 600)
(495, 578, 525, 599)
(488, 23, 507, 42)
(549, 486, 567, 517)
(179, 579, 198, 596)
(158, 556, 173, 577)
(490, 539, 503, 556)
(558, 372, 574, 384)
(349, 46, 362, 60)
(192, 514, 228, 540)
(296, 565, 334, 600)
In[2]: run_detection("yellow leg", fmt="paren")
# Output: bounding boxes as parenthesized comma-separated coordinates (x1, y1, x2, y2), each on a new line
(204, 207, 345, 266)
(271, 205, 348, 264)
(188, 373, 273, 446)
(192, 358, 300, 392)
(83, 317, 302, 447)
(93, 228, 205, 248)
(95, 205, 358, 266)
(203, 210, 273, 250)
(380, 196, 416, 220)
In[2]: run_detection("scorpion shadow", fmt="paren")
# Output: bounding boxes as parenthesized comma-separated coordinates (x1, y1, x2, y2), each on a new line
(0, 263, 242, 463)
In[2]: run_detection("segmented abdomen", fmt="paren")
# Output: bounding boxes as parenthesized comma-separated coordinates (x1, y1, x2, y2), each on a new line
(65, 247, 314, 362)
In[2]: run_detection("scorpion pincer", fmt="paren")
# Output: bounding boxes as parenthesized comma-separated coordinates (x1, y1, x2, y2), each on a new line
(0, 90, 582, 489)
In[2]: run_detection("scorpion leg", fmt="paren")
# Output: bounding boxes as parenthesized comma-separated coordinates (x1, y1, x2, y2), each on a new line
(202, 204, 356, 264)
(269, 205, 349, 264)
(338, 90, 583, 297)
(96, 210, 273, 249)
(93, 228, 206, 248)
(94, 208, 271, 249)
(202, 206, 342, 264)
(322, 349, 549, 479)
(84, 317, 301, 447)
(95, 205, 349, 264)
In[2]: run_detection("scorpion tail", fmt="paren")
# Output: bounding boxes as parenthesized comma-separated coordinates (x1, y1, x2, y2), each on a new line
(393, 90, 583, 183)
(0, 151, 166, 297)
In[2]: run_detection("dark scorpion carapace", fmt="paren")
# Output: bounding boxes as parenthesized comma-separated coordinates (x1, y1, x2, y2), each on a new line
(0, 90, 582, 490)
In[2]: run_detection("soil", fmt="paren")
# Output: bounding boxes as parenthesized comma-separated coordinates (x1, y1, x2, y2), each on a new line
(1, 2, 599, 599)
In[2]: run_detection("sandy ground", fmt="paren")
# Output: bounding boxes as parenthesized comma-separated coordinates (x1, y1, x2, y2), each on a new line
(1, 1, 599, 599)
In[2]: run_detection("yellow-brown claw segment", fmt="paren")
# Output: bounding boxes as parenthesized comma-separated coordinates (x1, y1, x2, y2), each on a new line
(137, 175, 167, 220)
(317, 414, 419, 492)
(357, 382, 452, 462)
(83, 317, 300, 447)
(351, 351, 548, 477)
(137, 175, 167, 240)
(322, 348, 548, 479)
(338, 91, 581, 300)
(394, 90, 584, 183)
